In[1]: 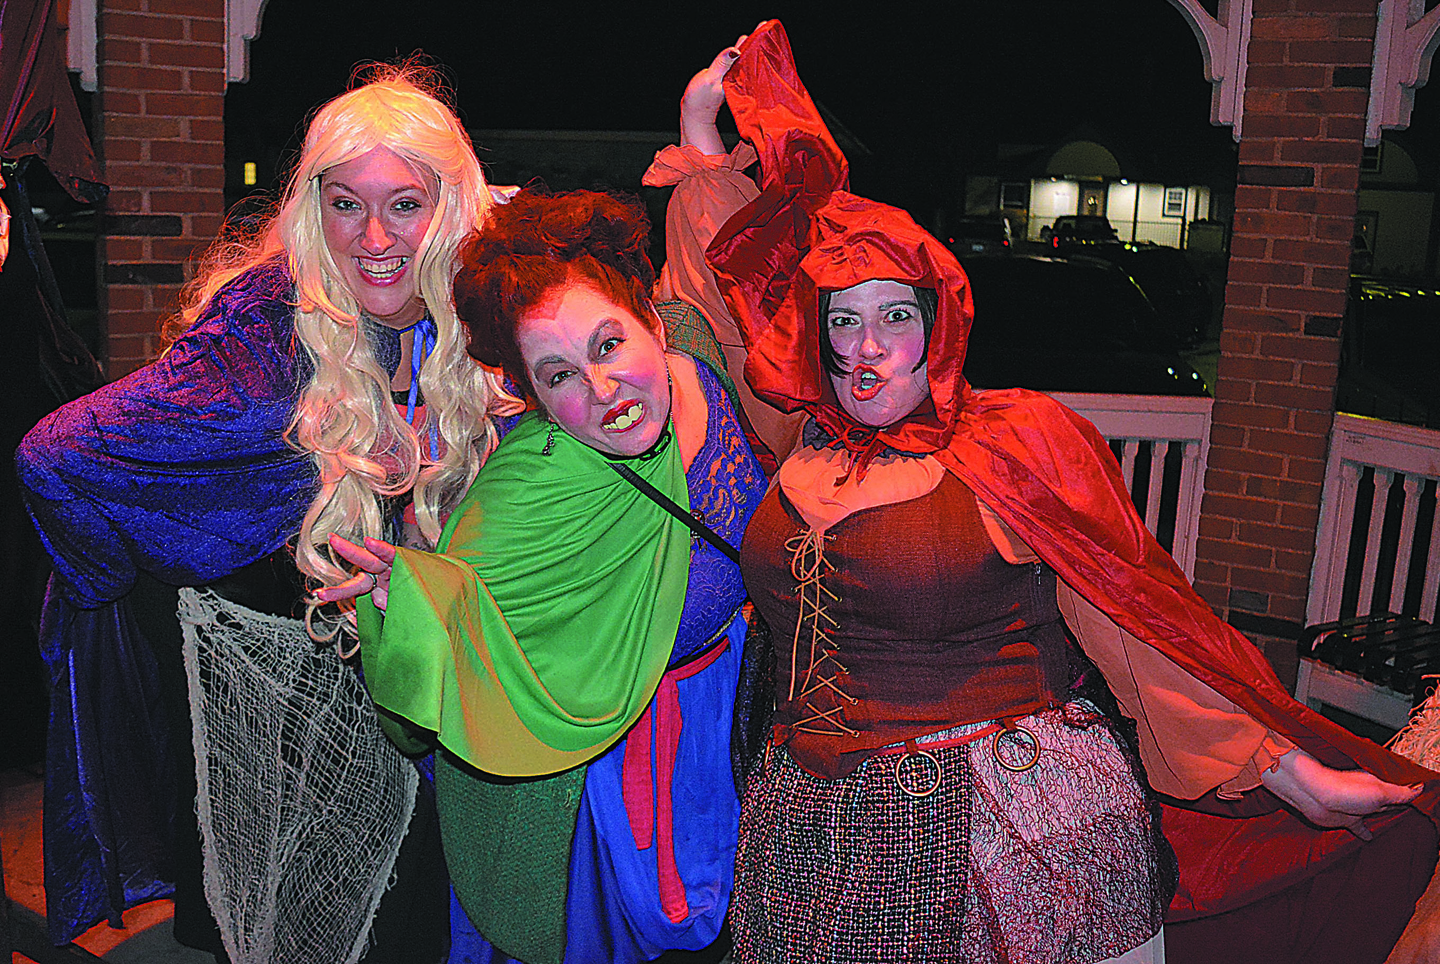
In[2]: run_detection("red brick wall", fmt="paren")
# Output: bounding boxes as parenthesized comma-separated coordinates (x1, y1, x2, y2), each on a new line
(1194, 0, 1377, 678)
(94, 0, 226, 375)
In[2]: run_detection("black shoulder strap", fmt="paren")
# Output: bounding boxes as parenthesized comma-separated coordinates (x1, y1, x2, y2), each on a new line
(607, 462, 741, 565)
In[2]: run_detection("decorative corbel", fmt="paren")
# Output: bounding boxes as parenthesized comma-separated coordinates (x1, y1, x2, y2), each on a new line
(67, 0, 268, 89)
(1368, 0, 1440, 146)
(66, 0, 98, 91)
(1166, 0, 1252, 142)
(227, 0, 270, 84)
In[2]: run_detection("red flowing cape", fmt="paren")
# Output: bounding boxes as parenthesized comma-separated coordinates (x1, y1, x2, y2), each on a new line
(707, 19, 1440, 927)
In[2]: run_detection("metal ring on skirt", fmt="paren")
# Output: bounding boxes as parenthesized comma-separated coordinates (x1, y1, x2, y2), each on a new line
(893, 748, 943, 798)
(993, 724, 1042, 772)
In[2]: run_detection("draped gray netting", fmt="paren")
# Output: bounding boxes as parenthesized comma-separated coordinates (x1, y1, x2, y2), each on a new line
(180, 588, 417, 964)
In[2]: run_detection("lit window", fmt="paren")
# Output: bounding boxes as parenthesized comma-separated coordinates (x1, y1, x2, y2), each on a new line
(243, 161, 257, 186)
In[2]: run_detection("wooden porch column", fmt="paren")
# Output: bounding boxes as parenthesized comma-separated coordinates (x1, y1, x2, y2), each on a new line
(1193, 0, 1377, 684)
(94, 0, 227, 375)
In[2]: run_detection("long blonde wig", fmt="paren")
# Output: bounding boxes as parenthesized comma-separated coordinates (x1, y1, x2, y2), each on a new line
(169, 65, 516, 617)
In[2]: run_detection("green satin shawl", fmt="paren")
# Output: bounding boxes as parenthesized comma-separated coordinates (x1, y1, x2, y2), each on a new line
(357, 410, 690, 777)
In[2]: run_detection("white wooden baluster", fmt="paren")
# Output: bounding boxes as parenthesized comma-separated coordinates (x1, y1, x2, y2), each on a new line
(1174, 438, 1202, 577)
(1389, 474, 1422, 615)
(1358, 469, 1393, 615)
(1145, 440, 1167, 535)
(1313, 461, 1364, 623)
(1120, 439, 1139, 495)
(1423, 485, 1440, 624)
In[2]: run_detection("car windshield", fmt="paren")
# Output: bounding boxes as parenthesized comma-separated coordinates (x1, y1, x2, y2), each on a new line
(956, 257, 1207, 396)
(964, 258, 1153, 351)
(1068, 219, 1116, 239)
(953, 220, 1007, 242)
(1127, 248, 1200, 286)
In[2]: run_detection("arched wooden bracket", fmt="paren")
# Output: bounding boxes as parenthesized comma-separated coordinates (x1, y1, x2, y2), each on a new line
(65, 0, 270, 89)
(66, 0, 97, 91)
(1166, 0, 1252, 142)
(1368, 0, 1440, 146)
(226, 0, 270, 85)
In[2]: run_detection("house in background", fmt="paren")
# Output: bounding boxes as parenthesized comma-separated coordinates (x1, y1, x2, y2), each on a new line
(1355, 134, 1437, 278)
(960, 128, 1440, 278)
(963, 134, 1232, 253)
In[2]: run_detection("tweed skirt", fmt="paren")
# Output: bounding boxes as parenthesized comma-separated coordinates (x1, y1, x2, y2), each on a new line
(730, 701, 1169, 964)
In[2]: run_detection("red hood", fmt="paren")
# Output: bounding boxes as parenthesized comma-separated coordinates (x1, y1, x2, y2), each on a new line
(708, 20, 975, 463)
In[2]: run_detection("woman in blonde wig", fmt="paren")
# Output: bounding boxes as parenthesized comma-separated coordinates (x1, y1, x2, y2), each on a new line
(175, 63, 510, 596)
(17, 64, 513, 963)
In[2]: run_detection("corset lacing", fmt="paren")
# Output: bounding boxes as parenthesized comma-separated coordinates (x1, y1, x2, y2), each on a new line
(785, 528, 858, 737)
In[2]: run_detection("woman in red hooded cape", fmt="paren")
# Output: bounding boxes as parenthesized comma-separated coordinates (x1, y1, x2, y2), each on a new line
(698, 20, 1439, 964)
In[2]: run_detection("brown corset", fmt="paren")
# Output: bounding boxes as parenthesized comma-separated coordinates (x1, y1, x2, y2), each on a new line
(741, 471, 1074, 779)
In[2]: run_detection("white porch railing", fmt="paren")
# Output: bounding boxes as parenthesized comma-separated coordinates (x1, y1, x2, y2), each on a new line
(1299, 413, 1440, 729)
(1307, 412, 1440, 627)
(1045, 397, 1440, 730)
(1044, 399, 1440, 624)
(1048, 393, 1213, 579)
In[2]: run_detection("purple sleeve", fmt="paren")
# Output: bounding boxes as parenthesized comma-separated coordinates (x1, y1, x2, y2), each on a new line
(14, 261, 317, 607)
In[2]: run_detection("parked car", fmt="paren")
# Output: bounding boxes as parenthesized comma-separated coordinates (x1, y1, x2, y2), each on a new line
(1072, 242, 1212, 346)
(1039, 214, 1119, 254)
(959, 255, 1210, 397)
(947, 215, 1013, 257)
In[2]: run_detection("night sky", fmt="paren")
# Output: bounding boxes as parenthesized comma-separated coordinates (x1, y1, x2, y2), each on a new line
(222, 1, 1248, 213)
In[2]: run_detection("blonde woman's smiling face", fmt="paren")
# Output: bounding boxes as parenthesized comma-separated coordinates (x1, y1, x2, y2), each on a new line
(320, 146, 435, 328)
(517, 283, 671, 457)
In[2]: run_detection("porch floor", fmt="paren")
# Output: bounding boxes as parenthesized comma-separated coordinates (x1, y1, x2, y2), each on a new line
(3, 765, 214, 964)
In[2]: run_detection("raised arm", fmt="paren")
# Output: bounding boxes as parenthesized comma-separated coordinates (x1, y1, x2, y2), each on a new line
(644, 30, 811, 465)
(679, 37, 746, 155)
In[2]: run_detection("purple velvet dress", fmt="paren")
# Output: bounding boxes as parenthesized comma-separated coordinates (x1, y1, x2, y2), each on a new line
(16, 261, 459, 960)
(16, 261, 318, 942)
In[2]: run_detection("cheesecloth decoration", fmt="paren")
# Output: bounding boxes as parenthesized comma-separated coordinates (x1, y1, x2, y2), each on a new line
(179, 587, 416, 964)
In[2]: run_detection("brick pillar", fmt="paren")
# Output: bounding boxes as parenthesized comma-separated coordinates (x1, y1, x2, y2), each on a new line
(94, 0, 226, 375)
(1193, 0, 1377, 685)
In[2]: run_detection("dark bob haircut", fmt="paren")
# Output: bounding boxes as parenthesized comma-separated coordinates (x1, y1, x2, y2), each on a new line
(818, 284, 939, 377)
(452, 188, 657, 397)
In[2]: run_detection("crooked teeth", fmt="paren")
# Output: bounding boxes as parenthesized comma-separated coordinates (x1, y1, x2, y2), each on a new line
(604, 402, 643, 430)
(359, 257, 407, 279)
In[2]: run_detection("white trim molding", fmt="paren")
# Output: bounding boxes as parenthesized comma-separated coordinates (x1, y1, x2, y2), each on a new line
(226, 0, 269, 84)
(68, 0, 268, 88)
(1368, 0, 1440, 146)
(1166, 0, 1252, 142)
(66, 0, 98, 90)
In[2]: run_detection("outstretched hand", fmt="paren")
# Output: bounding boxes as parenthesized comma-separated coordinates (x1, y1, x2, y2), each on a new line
(680, 24, 765, 154)
(313, 534, 398, 612)
(1260, 748, 1422, 840)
